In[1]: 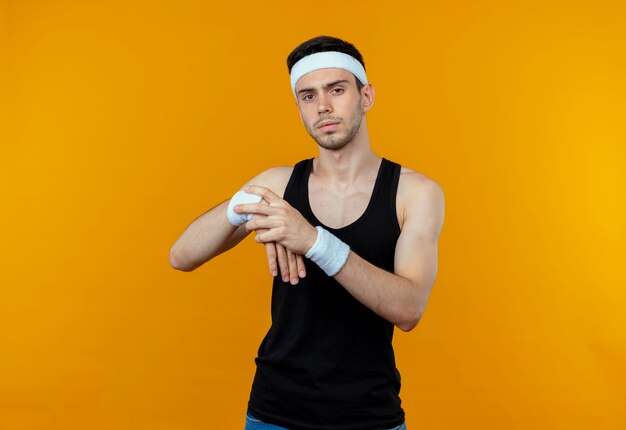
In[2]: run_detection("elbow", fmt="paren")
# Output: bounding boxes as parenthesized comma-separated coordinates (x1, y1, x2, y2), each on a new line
(395, 307, 423, 332)
(396, 318, 419, 332)
(169, 247, 196, 272)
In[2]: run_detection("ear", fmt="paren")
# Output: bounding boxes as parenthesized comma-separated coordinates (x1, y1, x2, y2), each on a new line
(361, 83, 375, 112)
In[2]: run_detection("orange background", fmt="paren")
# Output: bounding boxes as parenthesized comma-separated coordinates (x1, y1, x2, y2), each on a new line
(1, 0, 625, 428)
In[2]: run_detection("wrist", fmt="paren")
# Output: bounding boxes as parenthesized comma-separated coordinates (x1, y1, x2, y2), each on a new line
(226, 190, 262, 226)
(305, 226, 350, 277)
(304, 225, 319, 254)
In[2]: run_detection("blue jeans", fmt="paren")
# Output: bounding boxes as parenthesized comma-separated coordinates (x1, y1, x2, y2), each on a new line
(245, 411, 407, 430)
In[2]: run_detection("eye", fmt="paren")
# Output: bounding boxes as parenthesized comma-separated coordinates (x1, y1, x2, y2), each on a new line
(302, 94, 313, 101)
(332, 88, 344, 94)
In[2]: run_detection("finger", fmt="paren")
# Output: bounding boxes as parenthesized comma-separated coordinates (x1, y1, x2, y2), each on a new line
(287, 250, 299, 285)
(265, 242, 278, 277)
(245, 217, 280, 232)
(275, 243, 290, 283)
(254, 229, 279, 244)
(245, 215, 264, 233)
(296, 254, 306, 278)
(244, 185, 281, 205)
(234, 202, 274, 216)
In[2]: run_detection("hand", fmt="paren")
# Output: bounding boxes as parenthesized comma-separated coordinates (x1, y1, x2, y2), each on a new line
(265, 242, 307, 285)
(246, 191, 307, 285)
(234, 185, 318, 256)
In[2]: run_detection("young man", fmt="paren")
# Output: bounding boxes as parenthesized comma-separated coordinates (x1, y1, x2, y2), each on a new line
(170, 35, 444, 430)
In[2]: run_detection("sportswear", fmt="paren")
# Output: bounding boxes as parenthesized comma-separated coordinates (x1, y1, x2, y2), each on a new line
(247, 157, 405, 430)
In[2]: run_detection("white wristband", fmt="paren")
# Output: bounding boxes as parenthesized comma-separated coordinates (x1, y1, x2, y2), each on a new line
(305, 226, 350, 276)
(226, 190, 263, 226)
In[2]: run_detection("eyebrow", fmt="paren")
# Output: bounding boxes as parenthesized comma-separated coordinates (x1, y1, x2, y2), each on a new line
(296, 79, 351, 96)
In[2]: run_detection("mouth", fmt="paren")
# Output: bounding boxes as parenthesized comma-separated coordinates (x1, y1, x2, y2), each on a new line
(317, 121, 340, 130)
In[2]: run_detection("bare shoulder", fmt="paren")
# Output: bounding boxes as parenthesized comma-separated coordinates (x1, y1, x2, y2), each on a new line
(397, 166, 443, 195)
(397, 166, 445, 234)
(241, 165, 295, 198)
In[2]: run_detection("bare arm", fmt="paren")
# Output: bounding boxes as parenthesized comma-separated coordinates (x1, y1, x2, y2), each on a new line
(169, 199, 247, 272)
(169, 166, 294, 272)
(333, 177, 444, 331)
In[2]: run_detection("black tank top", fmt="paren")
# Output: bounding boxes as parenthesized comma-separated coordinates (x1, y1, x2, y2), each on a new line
(247, 157, 405, 430)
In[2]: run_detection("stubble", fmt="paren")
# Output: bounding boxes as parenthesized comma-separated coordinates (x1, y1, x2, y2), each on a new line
(307, 97, 363, 151)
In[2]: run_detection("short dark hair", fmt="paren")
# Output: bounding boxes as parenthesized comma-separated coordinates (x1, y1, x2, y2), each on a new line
(287, 35, 366, 91)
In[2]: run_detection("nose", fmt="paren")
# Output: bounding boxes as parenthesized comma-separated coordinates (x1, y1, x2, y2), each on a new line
(317, 92, 332, 114)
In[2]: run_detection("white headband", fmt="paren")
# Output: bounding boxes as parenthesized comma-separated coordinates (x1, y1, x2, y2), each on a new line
(289, 51, 368, 98)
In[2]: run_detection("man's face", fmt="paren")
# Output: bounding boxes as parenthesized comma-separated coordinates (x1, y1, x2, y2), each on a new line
(294, 68, 365, 151)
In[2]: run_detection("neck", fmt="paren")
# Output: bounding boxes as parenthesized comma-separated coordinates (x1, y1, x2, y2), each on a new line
(312, 119, 381, 186)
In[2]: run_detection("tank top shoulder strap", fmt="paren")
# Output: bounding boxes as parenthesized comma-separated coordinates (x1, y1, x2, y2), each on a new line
(374, 157, 402, 236)
(283, 158, 313, 210)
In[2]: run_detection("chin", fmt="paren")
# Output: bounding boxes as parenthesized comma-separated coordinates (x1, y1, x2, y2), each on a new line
(317, 139, 351, 151)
